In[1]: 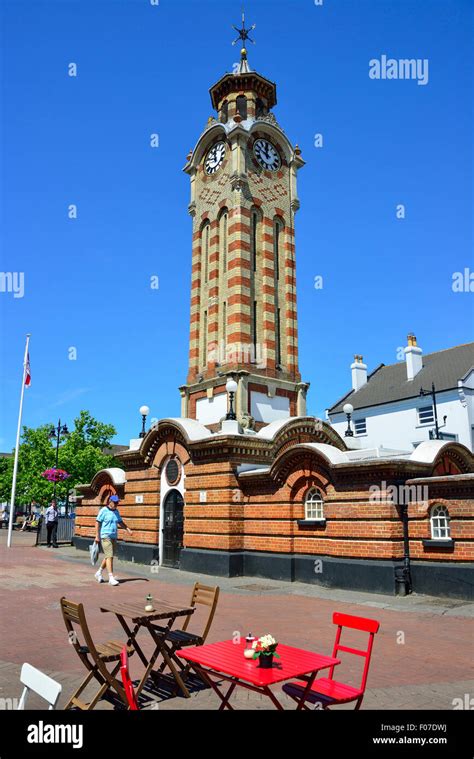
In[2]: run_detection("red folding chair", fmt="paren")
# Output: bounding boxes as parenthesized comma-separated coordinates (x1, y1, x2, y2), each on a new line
(120, 646, 139, 711)
(283, 612, 380, 709)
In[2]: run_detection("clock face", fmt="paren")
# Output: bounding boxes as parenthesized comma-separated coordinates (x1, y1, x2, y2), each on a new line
(253, 139, 281, 171)
(204, 141, 226, 174)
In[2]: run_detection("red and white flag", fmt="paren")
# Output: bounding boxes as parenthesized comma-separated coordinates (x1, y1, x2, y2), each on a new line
(24, 353, 31, 387)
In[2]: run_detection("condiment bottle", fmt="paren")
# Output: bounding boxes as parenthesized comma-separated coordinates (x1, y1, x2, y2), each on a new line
(244, 633, 255, 658)
(145, 593, 154, 612)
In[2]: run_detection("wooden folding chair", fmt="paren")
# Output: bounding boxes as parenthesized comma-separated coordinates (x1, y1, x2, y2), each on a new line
(282, 612, 380, 710)
(60, 597, 135, 710)
(153, 583, 220, 697)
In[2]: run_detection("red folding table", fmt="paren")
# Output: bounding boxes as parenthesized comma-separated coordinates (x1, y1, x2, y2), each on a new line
(178, 639, 340, 710)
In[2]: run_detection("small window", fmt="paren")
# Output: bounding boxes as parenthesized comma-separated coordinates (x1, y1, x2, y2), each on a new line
(430, 505, 450, 540)
(305, 489, 324, 521)
(236, 95, 247, 120)
(354, 418, 367, 435)
(255, 98, 265, 118)
(417, 405, 434, 425)
(220, 100, 228, 124)
(433, 432, 457, 442)
(165, 458, 181, 486)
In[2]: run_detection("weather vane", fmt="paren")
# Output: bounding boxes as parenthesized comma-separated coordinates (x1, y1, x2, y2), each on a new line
(232, 9, 256, 51)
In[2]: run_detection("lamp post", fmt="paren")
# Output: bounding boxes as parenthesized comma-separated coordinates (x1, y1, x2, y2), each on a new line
(139, 406, 150, 438)
(419, 383, 446, 440)
(225, 378, 238, 421)
(343, 403, 354, 437)
(48, 420, 69, 500)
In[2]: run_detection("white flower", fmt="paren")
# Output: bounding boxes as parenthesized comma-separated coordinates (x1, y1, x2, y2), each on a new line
(257, 634, 277, 649)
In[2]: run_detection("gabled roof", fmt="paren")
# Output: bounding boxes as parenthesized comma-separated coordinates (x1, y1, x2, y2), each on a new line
(328, 342, 474, 414)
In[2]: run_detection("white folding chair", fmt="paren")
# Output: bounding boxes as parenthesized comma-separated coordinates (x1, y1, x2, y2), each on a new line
(17, 663, 62, 710)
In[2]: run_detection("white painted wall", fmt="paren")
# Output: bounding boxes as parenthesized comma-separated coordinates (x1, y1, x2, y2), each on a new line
(159, 457, 185, 565)
(329, 389, 473, 451)
(251, 391, 290, 423)
(196, 393, 227, 425)
(460, 369, 474, 449)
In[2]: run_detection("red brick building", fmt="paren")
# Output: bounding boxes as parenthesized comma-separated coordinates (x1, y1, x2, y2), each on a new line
(74, 45, 474, 599)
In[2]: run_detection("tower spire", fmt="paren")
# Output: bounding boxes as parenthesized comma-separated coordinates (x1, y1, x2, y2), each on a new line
(232, 9, 255, 73)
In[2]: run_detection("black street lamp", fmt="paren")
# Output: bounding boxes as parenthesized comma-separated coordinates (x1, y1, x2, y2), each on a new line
(139, 405, 150, 438)
(226, 378, 238, 421)
(48, 419, 69, 500)
(343, 403, 354, 437)
(419, 383, 447, 441)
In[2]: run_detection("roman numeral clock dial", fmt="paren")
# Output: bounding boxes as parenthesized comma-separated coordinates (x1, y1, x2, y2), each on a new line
(253, 138, 281, 171)
(205, 141, 227, 174)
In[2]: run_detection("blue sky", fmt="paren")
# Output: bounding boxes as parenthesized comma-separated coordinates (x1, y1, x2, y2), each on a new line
(0, 0, 472, 450)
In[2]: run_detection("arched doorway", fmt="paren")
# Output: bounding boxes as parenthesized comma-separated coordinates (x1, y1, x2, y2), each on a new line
(162, 489, 184, 568)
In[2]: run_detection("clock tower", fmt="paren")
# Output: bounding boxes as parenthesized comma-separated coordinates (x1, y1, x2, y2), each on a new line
(180, 21, 309, 430)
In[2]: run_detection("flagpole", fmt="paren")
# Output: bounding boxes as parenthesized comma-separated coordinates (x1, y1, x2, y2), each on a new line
(7, 334, 31, 548)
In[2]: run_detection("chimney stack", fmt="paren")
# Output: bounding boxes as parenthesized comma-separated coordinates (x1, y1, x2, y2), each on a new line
(404, 333, 423, 380)
(351, 354, 368, 391)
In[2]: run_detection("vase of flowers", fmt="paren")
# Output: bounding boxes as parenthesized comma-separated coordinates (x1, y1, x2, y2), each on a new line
(252, 634, 280, 668)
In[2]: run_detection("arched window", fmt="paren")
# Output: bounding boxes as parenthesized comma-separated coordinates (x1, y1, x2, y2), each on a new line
(304, 489, 324, 521)
(202, 221, 210, 284)
(236, 95, 247, 120)
(430, 505, 450, 540)
(220, 100, 228, 124)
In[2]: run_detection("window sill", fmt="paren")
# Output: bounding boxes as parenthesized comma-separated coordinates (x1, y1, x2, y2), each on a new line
(422, 539, 455, 550)
(297, 519, 326, 527)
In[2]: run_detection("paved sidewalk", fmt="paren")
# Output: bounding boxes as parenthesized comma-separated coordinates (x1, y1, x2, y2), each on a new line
(0, 531, 472, 710)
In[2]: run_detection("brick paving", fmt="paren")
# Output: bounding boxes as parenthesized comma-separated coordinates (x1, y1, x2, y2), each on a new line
(0, 531, 472, 711)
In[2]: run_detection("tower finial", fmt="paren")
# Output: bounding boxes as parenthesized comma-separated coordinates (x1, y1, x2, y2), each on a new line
(232, 8, 256, 58)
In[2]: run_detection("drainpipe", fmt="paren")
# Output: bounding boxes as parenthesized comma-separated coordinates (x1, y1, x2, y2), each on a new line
(395, 479, 413, 595)
(400, 501, 413, 595)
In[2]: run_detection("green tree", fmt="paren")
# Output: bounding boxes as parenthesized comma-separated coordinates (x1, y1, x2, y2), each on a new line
(59, 411, 118, 488)
(0, 411, 120, 509)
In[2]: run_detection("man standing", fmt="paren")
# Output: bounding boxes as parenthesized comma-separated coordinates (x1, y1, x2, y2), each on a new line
(44, 499, 59, 547)
(94, 495, 132, 586)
